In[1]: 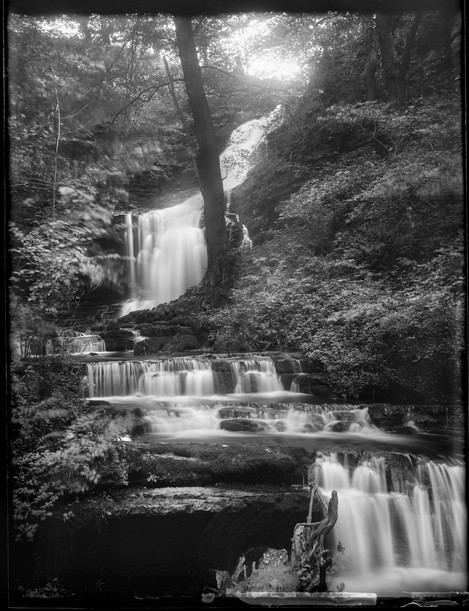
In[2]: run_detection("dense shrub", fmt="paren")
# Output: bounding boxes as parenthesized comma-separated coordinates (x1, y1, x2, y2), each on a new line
(209, 96, 464, 402)
(10, 361, 130, 541)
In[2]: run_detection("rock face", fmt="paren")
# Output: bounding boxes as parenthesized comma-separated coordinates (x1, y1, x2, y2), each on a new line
(134, 336, 171, 355)
(125, 440, 315, 487)
(99, 328, 135, 351)
(73, 485, 314, 518)
(27, 485, 314, 601)
(367, 404, 460, 433)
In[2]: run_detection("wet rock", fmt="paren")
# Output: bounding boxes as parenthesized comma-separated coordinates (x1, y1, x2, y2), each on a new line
(134, 336, 171, 355)
(100, 329, 135, 351)
(219, 418, 270, 432)
(272, 355, 303, 375)
(217, 406, 257, 419)
(211, 360, 235, 393)
(325, 421, 349, 433)
(86, 399, 113, 408)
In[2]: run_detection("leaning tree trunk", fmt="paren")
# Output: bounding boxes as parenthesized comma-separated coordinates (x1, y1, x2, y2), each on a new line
(291, 483, 339, 592)
(174, 17, 227, 286)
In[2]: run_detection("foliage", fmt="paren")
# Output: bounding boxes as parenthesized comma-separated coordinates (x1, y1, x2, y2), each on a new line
(10, 361, 130, 541)
(211, 95, 464, 402)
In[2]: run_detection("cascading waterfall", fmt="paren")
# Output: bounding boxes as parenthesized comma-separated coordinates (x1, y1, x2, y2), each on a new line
(86, 358, 381, 436)
(87, 358, 214, 398)
(312, 453, 466, 595)
(83, 353, 465, 593)
(121, 195, 207, 315)
(231, 358, 283, 393)
(288, 358, 304, 392)
(121, 107, 282, 314)
(77, 104, 465, 597)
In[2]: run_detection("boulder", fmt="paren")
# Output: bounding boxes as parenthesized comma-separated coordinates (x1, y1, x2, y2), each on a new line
(217, 406, 257, 419)
(367, 404, 406, 431)
(271, 355, 303, 375)
(219, 418, 270, 432)
(134, 336, 171, 356)
(100, 329, 135, 351)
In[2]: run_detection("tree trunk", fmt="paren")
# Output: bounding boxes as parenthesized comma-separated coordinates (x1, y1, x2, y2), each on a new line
(376, 11, 422, 108)
(376, 14, 402, 104)
(174, 17, 227, 284)
(362, 18, 378, 101)
(162, 55, 200, 185)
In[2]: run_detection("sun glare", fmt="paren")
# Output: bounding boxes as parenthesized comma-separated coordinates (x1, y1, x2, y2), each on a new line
(249, 55, 301, 80)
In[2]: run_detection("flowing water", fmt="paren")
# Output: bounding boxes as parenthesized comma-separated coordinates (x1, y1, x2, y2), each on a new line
(83, 355, 466, 595)
(75, 108, 466, 597)
(121, 195, 207, 314)
(313, 453, 466, 596)
(120, 109, 280, 315)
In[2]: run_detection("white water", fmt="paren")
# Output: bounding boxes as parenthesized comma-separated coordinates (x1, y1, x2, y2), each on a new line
(231, 358, 283, 393)
(314, 453, 467, 595)
(121, 108, 282, 314)
(121, 195, 207, 315)
(86, 358, 384, 437)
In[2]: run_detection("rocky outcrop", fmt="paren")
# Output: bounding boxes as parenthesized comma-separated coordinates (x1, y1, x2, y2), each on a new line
(367, 404, 460, 433)
(125, 440, 315, 488)
(65, 485, 315, 519)
(134, 336, 171, 355)
(98, 328, 135, 351)
(219, 418, 270, 433)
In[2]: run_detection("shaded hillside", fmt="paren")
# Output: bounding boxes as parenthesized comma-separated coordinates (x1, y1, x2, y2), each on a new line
(212, 93, 464, 403)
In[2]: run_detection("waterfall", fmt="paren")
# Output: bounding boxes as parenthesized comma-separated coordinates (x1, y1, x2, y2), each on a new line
(289, 359, 303, 392)
(121, 108, 282, 314)
(219, 115, 271, 191)
(87, 358, 214, 398)
(69, 334, 106, 354)
(121, 195, 207, 315)
(231, 358, 283, 393)
(312, 453, 466, 594)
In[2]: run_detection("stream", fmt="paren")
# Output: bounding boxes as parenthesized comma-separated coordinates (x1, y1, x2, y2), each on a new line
(33, 110, 466, 601)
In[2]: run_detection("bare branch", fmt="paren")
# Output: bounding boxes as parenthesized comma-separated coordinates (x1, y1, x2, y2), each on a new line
(99, 80, 184, 130)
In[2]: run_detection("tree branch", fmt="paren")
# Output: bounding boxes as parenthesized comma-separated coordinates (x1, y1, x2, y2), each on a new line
(99, 81, 184, 130)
